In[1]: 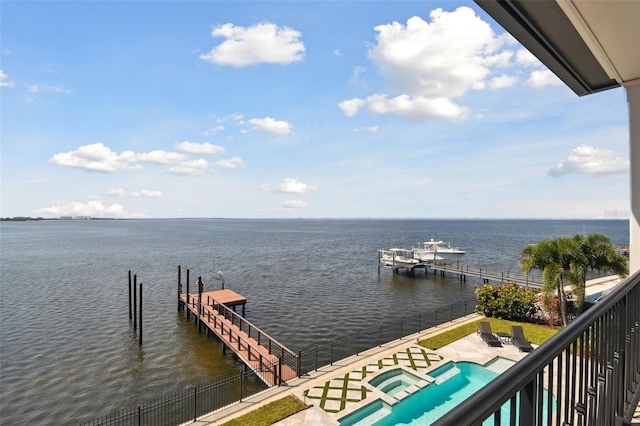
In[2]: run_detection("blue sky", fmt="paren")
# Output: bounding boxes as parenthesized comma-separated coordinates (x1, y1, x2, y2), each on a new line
(1, 1, 631, 219)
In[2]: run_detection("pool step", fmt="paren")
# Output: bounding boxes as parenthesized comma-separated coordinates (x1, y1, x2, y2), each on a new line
(434, 366, 461, 384)
(340, 400, 391, 426)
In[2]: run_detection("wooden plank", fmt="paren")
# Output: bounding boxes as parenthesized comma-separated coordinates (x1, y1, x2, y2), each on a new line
(202, 289, 247, 306)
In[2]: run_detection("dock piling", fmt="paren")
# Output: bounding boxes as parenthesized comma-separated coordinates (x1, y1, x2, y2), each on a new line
(186, 270, 190, 320)
(128, 270, 132, 320)
(177, 265, 182, 311)
(197, 276, 203, 333)
(133, 274, 137, 330)
(139, 282, 143, 346)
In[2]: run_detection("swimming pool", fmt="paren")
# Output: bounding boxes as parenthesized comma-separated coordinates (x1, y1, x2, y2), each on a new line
(340, 358, 554, 426)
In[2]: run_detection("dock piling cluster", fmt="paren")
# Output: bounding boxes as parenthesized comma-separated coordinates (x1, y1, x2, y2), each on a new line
(127, 270, 143, 346)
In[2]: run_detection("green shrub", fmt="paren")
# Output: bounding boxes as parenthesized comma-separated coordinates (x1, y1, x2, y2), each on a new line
(475, 282, 538, 321)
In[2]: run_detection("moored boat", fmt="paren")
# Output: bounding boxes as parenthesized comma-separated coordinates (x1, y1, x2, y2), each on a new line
(379, 248, 422, 269)
(412, 239, 465, 264)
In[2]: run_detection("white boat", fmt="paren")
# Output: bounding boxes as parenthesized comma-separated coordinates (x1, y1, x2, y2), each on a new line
(412, 239, 465, 264)
(379, 248, 421, 269)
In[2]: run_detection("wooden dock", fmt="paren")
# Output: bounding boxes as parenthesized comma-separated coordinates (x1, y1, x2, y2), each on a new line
(179, 284, 299, 387)
(378, 251, 544, 288)
(425, 261, 544, 288)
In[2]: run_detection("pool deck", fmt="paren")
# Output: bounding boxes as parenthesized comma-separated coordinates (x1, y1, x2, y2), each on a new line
(189, 313, 535, 425)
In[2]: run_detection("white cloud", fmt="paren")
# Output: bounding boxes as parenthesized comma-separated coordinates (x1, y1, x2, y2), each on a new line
(202, 126, 225, 136)
(176, 141, 225, 155)
(338, 98, 366, 117)
(27, 84, 71, 95)
(249, 117, 292, 135)
(334, 49, 342, 56)
(136, 150, 187, 164)
(488, 74, 517, 89)
(167, 159, 209, 176)
(35, 200, 131, 218)
(26, 178, 46, 185)
(49, 143, 133, 173)
(369, 8, 508, 97)
(49, 142, 187, 173)
(527, 70, 563, 89)
(548, 145, 629, 177)
(0, 70, 15, 88)
(366, 93, 468, 120)
(341, 7, 513, 120)
(281, 200, 306, 210)
(106, 188, 163, 198)
(213, 157, 245, 169)
(358, 126, 378, 133)
(516, 48, 540, 67)
(348, 65, 367, 87)
(200, 22, 305, 67)
(261, 178, 316, 194)
(278, 177, 316, 194)
(23, 84, 71, 102)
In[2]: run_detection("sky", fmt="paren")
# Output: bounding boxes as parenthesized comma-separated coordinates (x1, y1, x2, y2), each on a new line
(0, 1, 632, 219)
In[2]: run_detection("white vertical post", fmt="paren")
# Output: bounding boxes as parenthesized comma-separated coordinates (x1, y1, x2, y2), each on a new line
(627, 83, 640, 274)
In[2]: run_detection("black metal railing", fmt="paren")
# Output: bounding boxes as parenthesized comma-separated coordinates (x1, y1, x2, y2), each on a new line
(433, 269, 640, 426)
(81, 368, 269, 426)
(82, 300, 476, 425)
(297, 300, 476, 375)
(203, 294, 298, 363)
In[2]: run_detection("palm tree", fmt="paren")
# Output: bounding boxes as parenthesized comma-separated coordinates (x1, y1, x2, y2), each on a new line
(573, 233, 628, 313)
(520, 233, 628, 326)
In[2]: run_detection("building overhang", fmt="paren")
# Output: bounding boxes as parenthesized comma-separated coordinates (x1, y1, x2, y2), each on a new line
(474, 0, 640, 96)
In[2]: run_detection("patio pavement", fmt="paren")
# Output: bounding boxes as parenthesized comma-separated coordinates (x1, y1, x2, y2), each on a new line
(191, 313, 534, 425)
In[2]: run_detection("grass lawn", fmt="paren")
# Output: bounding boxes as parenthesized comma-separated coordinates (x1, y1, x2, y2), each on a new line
(418, 317, 560, 350)
(219, 395, 308, 426)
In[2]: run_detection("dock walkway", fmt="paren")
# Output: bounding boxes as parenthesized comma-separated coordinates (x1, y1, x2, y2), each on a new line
(180, 288, 299, 387)
(378, 249, 544, 288)
(427, 261, 544, 288)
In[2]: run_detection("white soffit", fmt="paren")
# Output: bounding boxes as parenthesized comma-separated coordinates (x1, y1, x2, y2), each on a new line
(557, 0, 640, 86)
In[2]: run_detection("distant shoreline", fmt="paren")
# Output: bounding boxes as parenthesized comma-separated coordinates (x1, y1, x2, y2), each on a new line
(1, 216, 630, 222)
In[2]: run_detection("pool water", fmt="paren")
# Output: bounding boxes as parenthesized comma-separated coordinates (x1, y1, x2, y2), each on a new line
(340, 359, 554, 426)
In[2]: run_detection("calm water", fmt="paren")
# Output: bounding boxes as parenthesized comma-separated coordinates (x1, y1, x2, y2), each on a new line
(0, 219, 628, 424)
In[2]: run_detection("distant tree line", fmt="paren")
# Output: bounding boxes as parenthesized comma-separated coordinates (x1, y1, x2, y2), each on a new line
(1, 217, 118, 221)
(0, 216, 47, 221)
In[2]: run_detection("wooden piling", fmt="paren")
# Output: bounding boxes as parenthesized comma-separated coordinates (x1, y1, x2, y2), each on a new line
(128, 270, 132, 320)
(133, 274, 137, 330)
(139, 282, 143, 346)
(197, 276, 202, 333)
(186, 270, 190, 320)
(177, 265, 182, 311)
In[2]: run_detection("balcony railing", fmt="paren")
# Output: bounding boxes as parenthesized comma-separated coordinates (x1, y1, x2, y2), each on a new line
(433, 269, 640, 426)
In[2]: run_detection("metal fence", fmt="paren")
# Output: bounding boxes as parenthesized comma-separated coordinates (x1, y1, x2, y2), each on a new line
(433, 269, 640, 426)
(81, 300, 476, 425)
(297, 300, 476, 374)
(81, 368, 269, 426)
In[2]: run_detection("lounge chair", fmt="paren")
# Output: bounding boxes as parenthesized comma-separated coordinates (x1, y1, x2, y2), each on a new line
(477, 321, 502, 347)
(510, 326, 534, 352)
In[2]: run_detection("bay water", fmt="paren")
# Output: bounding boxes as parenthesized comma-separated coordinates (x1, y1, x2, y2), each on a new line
(0, 219, 628, 424)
